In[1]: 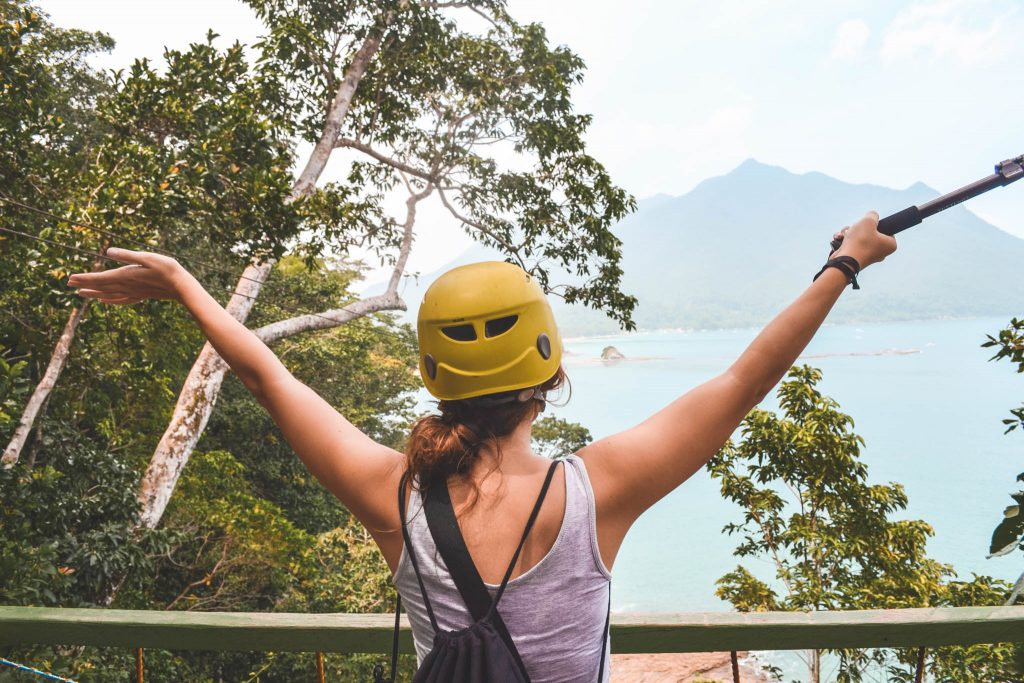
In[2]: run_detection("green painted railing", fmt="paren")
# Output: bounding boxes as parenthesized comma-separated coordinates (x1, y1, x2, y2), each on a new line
(1, 605, 1022, 654)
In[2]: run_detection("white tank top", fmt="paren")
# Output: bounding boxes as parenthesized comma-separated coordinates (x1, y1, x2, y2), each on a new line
(393, 454, 612, 682)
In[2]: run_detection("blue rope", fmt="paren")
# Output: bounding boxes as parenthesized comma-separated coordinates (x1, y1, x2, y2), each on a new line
(0, 657, 79, 682)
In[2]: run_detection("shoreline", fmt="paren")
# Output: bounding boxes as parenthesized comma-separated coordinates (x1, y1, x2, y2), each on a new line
(611, 651, 769, 682)
(562, 312, 1019, 343)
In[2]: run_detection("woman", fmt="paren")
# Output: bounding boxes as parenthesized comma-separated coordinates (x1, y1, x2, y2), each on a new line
(68, 211, 895, 681)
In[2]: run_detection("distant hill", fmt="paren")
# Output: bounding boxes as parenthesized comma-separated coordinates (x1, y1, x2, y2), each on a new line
(363, 160, 1024, 336)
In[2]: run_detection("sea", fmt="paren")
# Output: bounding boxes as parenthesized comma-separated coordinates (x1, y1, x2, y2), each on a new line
(551, 316, 1023, 615)
(407, 315, 1021, 679)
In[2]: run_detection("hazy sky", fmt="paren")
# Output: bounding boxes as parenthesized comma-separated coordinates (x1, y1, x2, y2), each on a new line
(38, 0, 1024, 280)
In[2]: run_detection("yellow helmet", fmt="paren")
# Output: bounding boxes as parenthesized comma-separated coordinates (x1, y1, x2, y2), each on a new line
(417, 261, 562, 401)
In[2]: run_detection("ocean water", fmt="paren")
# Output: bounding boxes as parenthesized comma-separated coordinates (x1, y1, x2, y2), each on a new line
(549, 316, 1023, 614)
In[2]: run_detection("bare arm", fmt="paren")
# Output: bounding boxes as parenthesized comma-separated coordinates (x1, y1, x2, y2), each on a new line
(68, 250, 404, 538)
(578, 211, 897, 568)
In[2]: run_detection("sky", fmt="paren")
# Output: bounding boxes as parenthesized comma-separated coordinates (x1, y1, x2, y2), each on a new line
(37, 0, 1024, 281)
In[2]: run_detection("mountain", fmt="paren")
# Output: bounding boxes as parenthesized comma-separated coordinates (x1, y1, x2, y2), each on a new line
(363, 160, 1024, 336)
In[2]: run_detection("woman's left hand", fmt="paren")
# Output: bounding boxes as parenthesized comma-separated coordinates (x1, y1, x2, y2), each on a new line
(829, 210, 898, 269)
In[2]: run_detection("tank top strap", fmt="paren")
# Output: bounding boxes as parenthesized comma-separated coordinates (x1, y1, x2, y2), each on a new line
(562, 454, 613, 580)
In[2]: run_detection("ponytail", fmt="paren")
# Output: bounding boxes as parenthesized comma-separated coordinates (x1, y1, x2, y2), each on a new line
(405, 366, 568, 493)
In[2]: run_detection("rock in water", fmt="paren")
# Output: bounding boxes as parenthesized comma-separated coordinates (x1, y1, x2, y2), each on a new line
(601, 345, 626, 361)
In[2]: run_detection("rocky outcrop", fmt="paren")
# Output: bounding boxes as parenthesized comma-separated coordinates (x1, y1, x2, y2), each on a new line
(601, 345, 626, 361)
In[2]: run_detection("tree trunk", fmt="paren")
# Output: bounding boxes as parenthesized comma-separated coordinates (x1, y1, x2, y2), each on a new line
(810, 648, 821, 683)
(2, 300, 90, 468)
(137, 263, 269, 527)
(135, 27, 389, 529)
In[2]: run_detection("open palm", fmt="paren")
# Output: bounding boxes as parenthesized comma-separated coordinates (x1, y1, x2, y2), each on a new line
(68, 247, 185, 304)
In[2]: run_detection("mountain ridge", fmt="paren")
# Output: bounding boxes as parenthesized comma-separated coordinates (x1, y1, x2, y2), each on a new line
(362, 159, 1024, 336)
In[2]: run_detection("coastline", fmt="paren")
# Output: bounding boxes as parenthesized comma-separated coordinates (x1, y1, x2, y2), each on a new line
(562, 312, 1019, 344)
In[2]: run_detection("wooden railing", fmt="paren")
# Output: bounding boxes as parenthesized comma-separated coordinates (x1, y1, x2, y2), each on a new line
(2, 606, 1022, 679)
(2, 605, 1022, 652)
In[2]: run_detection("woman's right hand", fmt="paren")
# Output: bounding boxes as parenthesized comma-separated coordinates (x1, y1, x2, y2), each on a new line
(830, 210, 898, 269)
(67, 247, 190, 305)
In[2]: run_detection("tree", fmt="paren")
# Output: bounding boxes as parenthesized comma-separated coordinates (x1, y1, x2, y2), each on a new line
(532, 415, 592, 459)
(708, 365, 950, 683)
(914, 575, 1021, 683)
(136, 0, 636, 537)
(983, 318, 1024, 603)
(0, 1, 113, 467)
(0, 255, 423, 680)
(1, 6, 313, 467)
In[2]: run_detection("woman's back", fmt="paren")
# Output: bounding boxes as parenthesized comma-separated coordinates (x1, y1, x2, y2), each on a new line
(395, 455, 611, 683)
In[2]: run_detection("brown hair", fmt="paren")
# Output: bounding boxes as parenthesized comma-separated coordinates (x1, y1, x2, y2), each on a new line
(404, 366, 569, 494)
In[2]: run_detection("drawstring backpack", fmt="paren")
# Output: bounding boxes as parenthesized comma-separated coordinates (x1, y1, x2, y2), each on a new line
(374, 460, 610, 683)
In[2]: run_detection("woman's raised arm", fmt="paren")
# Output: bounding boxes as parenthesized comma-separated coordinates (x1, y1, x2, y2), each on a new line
(68, 249, 404, 537)
(577, 211, 897, 569)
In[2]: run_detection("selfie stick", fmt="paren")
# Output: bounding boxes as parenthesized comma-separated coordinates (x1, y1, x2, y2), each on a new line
(830, 154, 1024, 252)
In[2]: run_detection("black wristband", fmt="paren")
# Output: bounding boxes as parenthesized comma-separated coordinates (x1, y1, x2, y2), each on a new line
(813, 255, 861, 289)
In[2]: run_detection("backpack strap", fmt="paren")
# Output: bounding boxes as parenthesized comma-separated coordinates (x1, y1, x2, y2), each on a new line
(424, 460, 560, 682)
(375, 592, 401, 683)
(398, 470, 439, 632)
(422, 476, 491, 622)
(597, 586, 610, 682)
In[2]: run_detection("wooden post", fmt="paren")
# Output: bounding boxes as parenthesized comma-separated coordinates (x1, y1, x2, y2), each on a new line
(316, 651, 325, 683)
(136, 648, 144, 683)
(731, 650, 740, 682)
(914, 646, 926, 683)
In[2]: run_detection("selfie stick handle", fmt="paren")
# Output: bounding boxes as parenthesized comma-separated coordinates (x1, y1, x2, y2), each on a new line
(830, 155, 1024, 251)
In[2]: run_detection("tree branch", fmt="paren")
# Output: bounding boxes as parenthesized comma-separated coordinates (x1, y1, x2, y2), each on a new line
(253, 181, 434, 346)
(2, 300, 91, 467)
(253, 293, 403, 346)
(418, 1, 501, 28)
(291, 16, 392, 199)
(334, 137, 436, 181)
(387, 178, 434, 293)
(436, 186, 522, 264)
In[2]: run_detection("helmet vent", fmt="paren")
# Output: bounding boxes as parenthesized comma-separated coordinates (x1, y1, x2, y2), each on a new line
(441, 323, 477, 342)
(484, 314, 519, 338)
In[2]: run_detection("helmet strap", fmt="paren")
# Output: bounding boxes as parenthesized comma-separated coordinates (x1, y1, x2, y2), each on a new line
(467, 387, 546, 410)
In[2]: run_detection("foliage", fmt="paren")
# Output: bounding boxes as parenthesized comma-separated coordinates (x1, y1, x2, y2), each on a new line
(0, 0, 637, 678)
(0, 1, 111, 406)
(531, 415, 592, 459)
(708, 366, 951, 682)
(982, 317, 1024, 434)
(250, 0, 639, 327)
(135, 449, 415, 681)
(0, 347, 29, 441)
(903, 575, 1022, 683)
(989, 472, 1024, 561)
(0, 422, 169, 607)
(983, 316, 1024, 624)
(982, 318, 1024, 564)
(0, 421, 181, 682)
(147, 449, 313, 612)
(92, 34, 302, 262)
